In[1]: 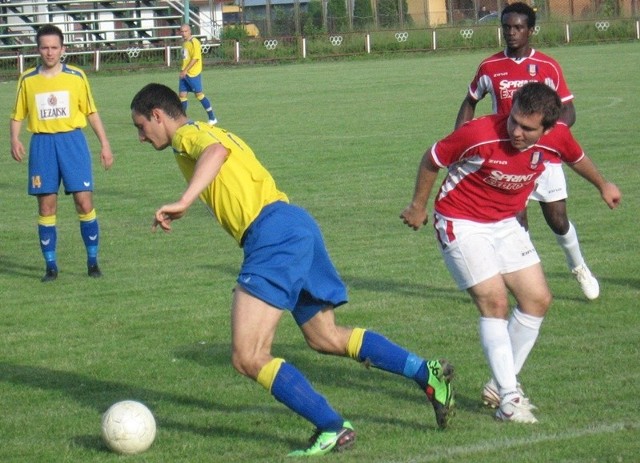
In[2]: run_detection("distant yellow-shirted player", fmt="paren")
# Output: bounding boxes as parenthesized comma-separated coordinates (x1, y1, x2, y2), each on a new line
(10, 24, 113, 282)
(178, 23, 217, 125)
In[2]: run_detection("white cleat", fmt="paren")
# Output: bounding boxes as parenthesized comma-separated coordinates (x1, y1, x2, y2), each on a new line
(482, 379, 536, 409)
(572, 263, 600, 300)
(482, 379, 501, 409)
(496, 394, 538, 424)
(208, 118, 218, 126)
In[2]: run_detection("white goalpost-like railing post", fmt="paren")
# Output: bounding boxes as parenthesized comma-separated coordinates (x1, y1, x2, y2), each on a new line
(165, 45, 171, 67)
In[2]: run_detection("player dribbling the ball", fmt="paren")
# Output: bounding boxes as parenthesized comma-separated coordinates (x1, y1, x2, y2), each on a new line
(130, 83, 454, 457)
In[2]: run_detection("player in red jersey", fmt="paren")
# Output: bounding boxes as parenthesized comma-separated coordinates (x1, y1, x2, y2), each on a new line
(454, 2, 601, 303)
(402, 83, 621, 423)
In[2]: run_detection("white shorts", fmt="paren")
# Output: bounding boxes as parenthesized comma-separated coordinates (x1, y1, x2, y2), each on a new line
(529, 162, 568, 203)
(433, 213, 540, 290)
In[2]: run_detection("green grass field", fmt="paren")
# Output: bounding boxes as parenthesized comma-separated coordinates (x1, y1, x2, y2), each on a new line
(1, 43, 639, 462)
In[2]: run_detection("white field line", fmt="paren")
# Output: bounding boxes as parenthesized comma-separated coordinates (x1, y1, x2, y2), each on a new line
(387, 421, 637, 463)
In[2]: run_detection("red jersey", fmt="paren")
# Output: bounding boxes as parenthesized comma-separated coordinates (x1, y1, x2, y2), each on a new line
(431, 114, 584, 223)
(468, 49, 573, 115)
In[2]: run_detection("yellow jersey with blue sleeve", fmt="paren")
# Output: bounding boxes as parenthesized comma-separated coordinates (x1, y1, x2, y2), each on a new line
(171, 121, 289, 244)
(182, 37, 202, 77)
(11, 64, 97, 134)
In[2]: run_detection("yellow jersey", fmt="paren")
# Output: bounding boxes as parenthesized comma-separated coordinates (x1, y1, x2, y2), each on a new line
(172, 122, 289, 244)
(182, 37, 202, 77)
(11, 64, 97, 134)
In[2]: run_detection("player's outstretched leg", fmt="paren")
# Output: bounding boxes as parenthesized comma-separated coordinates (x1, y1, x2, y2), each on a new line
(346, 328, 455, 429)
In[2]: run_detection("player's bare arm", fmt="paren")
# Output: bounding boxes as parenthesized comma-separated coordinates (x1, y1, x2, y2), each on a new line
(401, 151, 440, 230)
(153, 143, 228, 233)
(568, 156, 621, 209)
(454, 95, 479, 130)
(559, 101, 576, 127)
(180, 58, 198, 78)
(87, 112, 114, 170)
(9, 119, 25, 162)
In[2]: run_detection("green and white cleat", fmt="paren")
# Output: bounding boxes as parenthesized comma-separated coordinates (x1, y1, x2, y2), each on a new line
(425, 359, 455, 429)
(287, 421, 356, 457)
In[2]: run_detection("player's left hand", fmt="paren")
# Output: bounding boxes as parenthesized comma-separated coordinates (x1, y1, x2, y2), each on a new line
(101, 147, 114, 170)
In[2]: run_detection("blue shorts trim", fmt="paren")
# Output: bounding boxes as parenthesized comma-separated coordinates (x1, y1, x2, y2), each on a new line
(237, 202, 348, 326)
(28, 130, 93, 196)
(179, 74, 203, 94)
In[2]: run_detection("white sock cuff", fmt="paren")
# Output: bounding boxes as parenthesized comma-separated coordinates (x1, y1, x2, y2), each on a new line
(512, 307, 544, 330)
(555, 221, 577, 242)
(480, 316, 508, 329)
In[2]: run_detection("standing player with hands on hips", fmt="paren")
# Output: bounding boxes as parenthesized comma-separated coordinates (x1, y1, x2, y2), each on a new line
(454, 2, 601, 301)
(130, 83, 454, 457)
(401, 83, 621, 423)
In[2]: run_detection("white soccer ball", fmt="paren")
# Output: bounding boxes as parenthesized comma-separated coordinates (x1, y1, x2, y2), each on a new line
(101, 400, 156, 455)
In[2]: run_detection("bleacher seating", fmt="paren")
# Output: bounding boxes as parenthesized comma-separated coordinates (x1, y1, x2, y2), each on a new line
(0, 0, 191, 52)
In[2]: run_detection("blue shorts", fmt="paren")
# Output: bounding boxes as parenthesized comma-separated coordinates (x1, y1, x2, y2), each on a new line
(179, 74, 203, 94)
(28, 130, 93, 196)
(238, 201, 348, 326)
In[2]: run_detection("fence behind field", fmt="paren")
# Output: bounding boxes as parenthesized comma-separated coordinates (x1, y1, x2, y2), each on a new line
(0, 0, 638, 79)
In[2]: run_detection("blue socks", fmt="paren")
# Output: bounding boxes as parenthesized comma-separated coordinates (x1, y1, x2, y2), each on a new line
(38, 221, 57, 271)
(271, 362, 344, 432)
(358, 330, 429, 389)
(79, 218, 99, 266)
(198, 95, 216, 121)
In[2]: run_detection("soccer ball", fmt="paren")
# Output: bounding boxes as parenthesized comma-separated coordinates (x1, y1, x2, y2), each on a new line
(101, 400, 156, 455)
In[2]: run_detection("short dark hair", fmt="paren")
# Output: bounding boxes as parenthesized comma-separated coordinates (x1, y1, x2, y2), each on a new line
(36, 24, 64, 47)
(501, 2, 536, 28)
(512, 82, 562, 130)
(130, 83, 186, 119)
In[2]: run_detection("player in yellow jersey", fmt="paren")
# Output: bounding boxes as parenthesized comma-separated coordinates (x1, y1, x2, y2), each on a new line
(10, 25, 113, 282)
(131, 83, 454, 457)
(178, 23, 217, 125)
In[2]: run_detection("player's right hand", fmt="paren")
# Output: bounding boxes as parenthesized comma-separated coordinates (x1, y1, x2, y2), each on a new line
(400, 204, 429, 231)
(152, 204, 187, 232)
(10, 141, 25, 162)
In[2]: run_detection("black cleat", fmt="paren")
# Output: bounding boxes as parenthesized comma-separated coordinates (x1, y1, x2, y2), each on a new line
(88, 264, 102, 278)
(41, 269, 58, 282)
